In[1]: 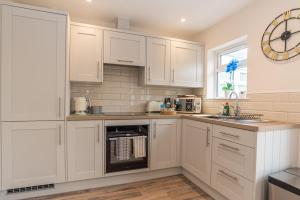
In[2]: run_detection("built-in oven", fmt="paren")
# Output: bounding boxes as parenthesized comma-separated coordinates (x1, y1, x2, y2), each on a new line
(105, 121, 149, 173)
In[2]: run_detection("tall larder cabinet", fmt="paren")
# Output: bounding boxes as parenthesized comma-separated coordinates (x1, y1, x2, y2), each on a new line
(0, 4, 67, 190)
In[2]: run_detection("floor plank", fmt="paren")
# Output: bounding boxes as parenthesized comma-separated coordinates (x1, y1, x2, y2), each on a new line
(28, 175, 214, 200)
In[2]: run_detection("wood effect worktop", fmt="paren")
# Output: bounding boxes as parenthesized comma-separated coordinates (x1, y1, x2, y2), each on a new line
(66, 113, 300, 132)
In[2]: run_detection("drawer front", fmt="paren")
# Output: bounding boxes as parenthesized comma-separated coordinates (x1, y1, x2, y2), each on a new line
(211, 164, 253, 200)
(212, 138, 255, 181)
(213, 125, 256, 148)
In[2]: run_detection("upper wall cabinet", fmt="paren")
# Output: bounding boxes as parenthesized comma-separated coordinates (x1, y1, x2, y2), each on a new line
(0, 5, 66, 121)
(104, 30, 146, 66)
(171, 41, 203, 88)
(143, 38, 204, 88)
(146, 37, 171, 86)
(70, 25, 103, 82)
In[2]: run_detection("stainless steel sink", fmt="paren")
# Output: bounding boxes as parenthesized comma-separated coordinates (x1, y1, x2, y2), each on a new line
(193, 115, 270, 123)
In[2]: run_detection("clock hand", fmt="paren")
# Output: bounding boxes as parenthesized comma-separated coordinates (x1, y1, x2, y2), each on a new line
(270, 30, 300, 43)
(284, 20, 288, 51)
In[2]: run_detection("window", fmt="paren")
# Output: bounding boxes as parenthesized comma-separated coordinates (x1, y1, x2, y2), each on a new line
(215, 43, 248, 98)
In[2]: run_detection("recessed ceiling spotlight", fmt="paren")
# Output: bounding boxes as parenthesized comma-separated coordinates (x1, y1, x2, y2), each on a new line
(181, 18, 186, 23)
(86, 0, 92, 2)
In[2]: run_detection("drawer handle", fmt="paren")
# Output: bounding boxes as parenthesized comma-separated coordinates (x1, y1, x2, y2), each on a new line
(218, 170, 238, 182)
(220, 143, 240, 152)
(220, 131, 240, 139)
(118, 59, 134, 63)
(78, 32, 97, 36)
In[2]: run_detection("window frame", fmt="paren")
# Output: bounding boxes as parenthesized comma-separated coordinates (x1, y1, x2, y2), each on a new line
(214, 42, 248, 98)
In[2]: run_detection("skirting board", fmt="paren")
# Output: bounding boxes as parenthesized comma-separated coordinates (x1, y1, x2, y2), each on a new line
(0, 168, 181, 200)
(182, 169, 228, 200)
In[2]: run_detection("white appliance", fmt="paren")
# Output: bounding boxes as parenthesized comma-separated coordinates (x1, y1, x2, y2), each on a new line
(178, 96, 202, 114)
(146, 101, 163, 113)
(72, 97, 91, 115)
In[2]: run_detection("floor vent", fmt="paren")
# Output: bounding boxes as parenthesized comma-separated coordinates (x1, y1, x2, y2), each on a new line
(7, 184, 55, 194)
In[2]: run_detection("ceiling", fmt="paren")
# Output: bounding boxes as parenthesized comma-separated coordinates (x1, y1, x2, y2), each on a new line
(13, 0, 255, 39)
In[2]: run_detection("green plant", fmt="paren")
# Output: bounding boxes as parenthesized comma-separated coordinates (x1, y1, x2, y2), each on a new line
(222, 82, 234, 91)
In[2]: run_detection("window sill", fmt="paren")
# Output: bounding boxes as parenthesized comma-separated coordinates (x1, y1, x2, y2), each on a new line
(205, 97, 250, 101)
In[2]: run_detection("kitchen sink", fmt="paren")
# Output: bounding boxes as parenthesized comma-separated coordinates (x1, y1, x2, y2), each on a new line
(191, 114, 271, 123)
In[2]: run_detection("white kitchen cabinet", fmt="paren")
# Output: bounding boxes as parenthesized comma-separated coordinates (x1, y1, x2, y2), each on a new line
(145, 37, 171, 86)
(67, 121, 103, 181)
(212, 137, 255, 181)
(151, 119, 180, 170)
(2, 121, 65, 189)
(104, 30, 145, 66)
(182, 119, 212, 185)
(0, 5, 66, 121)
(211, 164, 253, 200)
(70, 24, 103, 82)
(171, 41, 203, 88)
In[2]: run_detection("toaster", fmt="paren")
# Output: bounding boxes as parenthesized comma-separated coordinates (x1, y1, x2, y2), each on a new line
(146, 101, 163, 113)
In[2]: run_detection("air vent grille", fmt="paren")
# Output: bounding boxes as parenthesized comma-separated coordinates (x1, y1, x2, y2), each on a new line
(7, 184, 55, 194)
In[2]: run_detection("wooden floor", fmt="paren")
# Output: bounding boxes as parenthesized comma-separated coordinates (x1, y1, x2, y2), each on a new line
(29, 175, 214, 200)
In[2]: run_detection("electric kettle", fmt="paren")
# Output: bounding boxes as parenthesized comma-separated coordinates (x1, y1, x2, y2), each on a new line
(72, 97, 91, 115)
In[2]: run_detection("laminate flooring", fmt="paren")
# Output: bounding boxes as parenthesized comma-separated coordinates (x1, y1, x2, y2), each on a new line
(28, 175, 214, 200)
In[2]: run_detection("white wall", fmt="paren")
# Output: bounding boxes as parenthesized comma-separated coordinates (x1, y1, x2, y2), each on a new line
(195, 0, 300, 94)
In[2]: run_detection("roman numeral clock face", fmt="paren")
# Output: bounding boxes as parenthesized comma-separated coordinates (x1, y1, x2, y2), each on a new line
(261, 8, 300, 61)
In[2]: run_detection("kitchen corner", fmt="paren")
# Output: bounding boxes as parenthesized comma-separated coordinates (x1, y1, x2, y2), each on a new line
(1, 0, 300, 200)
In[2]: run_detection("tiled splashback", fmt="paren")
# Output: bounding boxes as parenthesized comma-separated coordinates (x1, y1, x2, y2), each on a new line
(203, 93, 300, 123)
(71, 65, 193, 113)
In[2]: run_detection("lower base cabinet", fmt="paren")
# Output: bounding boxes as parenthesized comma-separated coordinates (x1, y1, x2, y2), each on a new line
(150, 119, 180, 170)
(67, 121, 103, 181)
(211, 164, 253, 200)
(1, 121, 65, 189)
(182, 119, 212, 185)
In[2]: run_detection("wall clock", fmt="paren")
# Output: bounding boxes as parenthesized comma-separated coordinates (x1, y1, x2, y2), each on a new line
(261, 8, 300, 61)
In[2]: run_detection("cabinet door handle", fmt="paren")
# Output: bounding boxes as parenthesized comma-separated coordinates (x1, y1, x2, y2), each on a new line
(153, 122, 157, 139)
(220, 131, 240, 139)
(148, 66, 151, 81)
(97, 61, 101, 80)
(58, 125, 62, 145)
(118, 59, 134, 63)
(206, 127, 210, 147)
(97, 124, 100, 143)
(58, 97, 61, 118)
(172, 69, 175, 82)
(218, 170, 238, 182)
(219, 143, 240, 152)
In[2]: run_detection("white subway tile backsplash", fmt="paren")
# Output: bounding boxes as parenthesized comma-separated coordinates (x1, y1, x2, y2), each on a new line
(71, 65, 193, 113)
(203, 92, 300, 124)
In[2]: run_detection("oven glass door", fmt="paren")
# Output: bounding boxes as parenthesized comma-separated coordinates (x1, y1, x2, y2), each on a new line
(106, 125, 148, 173)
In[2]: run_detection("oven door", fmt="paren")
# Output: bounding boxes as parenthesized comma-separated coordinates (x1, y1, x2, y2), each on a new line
(106, 133, 148, 173)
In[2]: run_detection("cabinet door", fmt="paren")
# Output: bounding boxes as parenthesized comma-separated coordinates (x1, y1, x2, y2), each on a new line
(70, 25, 103, 82)
(171, 41, 203, 88)
(1, 6, 66, 121)
(104, 30, 145, 66)
(151, 119, 179, 170)
(146, 37, 171, 86)
(67, 121, 103, 181)
(2, 121, 65, 189)
(182, 119, 212, 185)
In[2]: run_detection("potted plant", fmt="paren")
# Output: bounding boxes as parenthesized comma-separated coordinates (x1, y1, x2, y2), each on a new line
(222, 59, 239, 98)
(222, 82, 234, 98)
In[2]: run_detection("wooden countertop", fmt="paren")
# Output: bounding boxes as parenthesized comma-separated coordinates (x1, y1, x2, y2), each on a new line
(66, 113, 300, 132)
